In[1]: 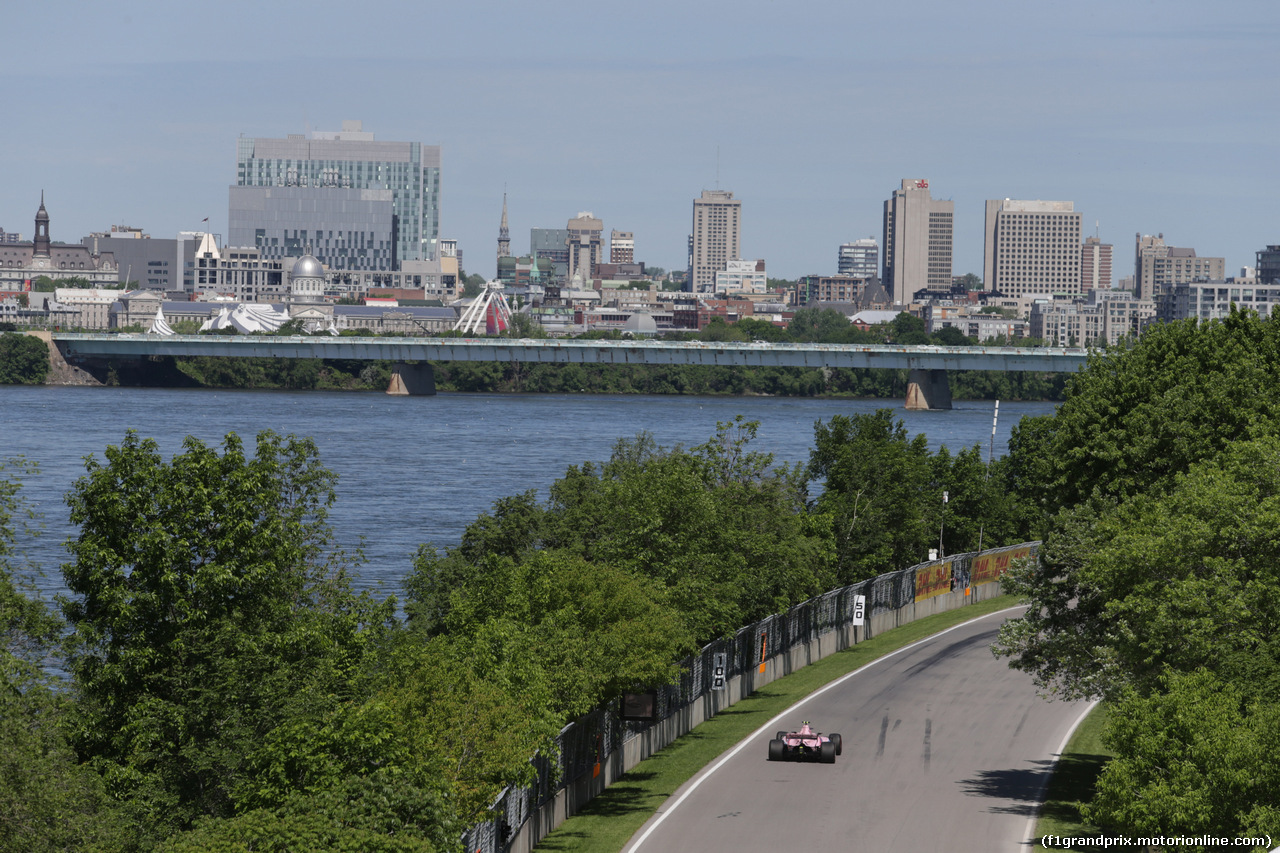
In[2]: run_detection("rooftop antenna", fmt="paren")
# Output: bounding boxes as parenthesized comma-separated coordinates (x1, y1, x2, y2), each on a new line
(1096, 220, 1100, 239)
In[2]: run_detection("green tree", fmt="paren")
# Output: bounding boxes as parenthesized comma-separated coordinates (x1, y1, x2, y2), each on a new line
(374, 633, 560, 825)
(956, 272, 982, 291)
(1083, 669, 1280, 842)
(426, 549, 693, 719)
(887, 312, 929, 345)
(505, 312, 546, 339)
(734, 317, 788, 342)
(930, 325, 973, 347)
(807, 410, 938, 582)
(698, 316, 749, 342)
(995, 435, 1280, 702)
(1006, 308, 1280, 516)
(0, 333, 50, 385)
(157, 769, 454, 853)
(787, 307, 853, 342)
(61, 430, 392, 843)
(0, 461, 127, 853)
(408, 419, 836, 647)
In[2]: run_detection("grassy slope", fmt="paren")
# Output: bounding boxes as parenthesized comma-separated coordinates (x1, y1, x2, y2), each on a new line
(534, 594, 1025, 853)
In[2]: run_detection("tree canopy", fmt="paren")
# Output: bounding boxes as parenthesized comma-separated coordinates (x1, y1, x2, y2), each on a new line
(997, 308, 1280, 840)
(0, 333, 50, 385)
(60, 431, 394, 844)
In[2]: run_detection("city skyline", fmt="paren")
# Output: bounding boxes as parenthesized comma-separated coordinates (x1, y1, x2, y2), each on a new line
(2, 0, 1275, 282)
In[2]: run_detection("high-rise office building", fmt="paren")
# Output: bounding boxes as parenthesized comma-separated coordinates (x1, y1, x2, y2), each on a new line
(838, 238, 878, 279)
(1133, 233, 1225, 300)
(689, 190, 741, 292)
(228, 185, 396, 271)
(230, 121, 441, 270)
(531, 227, 569, 282)
(983, 199, 1083, 298)
(1080, 236, 1113, 291)
(610, 230, 634, 264)
(882, 179, 952, 301)
(567, 212, 603, 282)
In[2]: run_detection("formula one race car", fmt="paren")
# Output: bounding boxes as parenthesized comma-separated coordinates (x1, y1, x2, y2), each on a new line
(767, 721, 843, 763)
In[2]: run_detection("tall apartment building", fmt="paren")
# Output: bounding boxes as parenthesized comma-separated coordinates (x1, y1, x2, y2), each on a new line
(1134, 234, 1225, 300)
(610, 230, 634, 264)
(1257, 245, 1280, 284)
(230, 121, 441, 270)
(983, 199, 1083, 298)
(883, 180, 953, 302)
(689, 190, 741, 292)
(567, 212, 603, 282)
(1080, 236, 1113, 291)
(838, 238, 879, 279)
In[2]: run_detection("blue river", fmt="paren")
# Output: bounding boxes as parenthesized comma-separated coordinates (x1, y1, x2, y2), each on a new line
(1, 387, 1055, 602)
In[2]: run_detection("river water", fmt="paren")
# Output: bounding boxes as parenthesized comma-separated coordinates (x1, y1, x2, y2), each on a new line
(2, 387, 1055, 602)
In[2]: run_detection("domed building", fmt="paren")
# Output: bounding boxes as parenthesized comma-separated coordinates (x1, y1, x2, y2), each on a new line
(289, 252, 326, 303)
(287, 249, 334, 330)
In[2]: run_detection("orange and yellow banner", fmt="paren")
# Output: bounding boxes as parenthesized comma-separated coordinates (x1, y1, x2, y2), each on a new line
(914, 561, 952, 601)
(970, 546, 1033, 586)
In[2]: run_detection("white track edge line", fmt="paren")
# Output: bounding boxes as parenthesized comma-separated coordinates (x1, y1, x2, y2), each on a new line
(625, 605, 1027, 853)
(1020, 699, 1100, 851)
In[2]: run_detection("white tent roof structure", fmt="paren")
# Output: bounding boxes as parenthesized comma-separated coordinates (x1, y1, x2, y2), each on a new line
(197, 303, 290, 334)
(147, 307, 175, 336)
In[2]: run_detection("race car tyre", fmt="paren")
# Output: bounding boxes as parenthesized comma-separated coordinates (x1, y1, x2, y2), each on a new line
(768, 739, 785, 761)
(821, 741, 836, 763)
(830, 733, 843, 756)
(775, 731, 788, 741)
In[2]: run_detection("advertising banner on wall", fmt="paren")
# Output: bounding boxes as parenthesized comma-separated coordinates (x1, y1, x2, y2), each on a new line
(914, 561, 952, 602)
(970, 546, 1034, 586)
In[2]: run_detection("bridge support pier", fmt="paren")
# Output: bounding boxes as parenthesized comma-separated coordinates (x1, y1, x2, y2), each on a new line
(386, 361, 436, 396)
(905, 368, 952, 411)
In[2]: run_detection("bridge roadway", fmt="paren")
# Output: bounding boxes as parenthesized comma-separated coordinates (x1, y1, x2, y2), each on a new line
(625, 607, 1092, 853)
(53, 333, 1092, 372)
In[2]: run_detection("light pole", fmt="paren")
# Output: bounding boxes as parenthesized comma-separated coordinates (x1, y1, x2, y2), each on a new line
(938, 490, 948, 558)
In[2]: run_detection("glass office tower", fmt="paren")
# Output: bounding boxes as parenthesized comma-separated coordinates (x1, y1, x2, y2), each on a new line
(231, 121, 441, 269)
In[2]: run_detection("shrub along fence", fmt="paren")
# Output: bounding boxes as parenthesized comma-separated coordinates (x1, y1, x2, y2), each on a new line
(462, 541, 1039, 853)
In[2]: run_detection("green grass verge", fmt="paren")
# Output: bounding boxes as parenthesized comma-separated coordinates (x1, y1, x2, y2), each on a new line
(534, 594, 1021, 853)
(1031, 704, 1113, 850)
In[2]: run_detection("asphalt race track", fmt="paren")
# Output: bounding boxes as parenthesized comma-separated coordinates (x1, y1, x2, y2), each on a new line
(624, 608, 1091, 853)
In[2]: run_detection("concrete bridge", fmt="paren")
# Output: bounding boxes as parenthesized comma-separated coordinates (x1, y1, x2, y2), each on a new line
(50, 333, 1092, 409)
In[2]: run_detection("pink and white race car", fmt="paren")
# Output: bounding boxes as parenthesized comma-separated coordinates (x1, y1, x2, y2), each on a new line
(767, 721, 843, 763)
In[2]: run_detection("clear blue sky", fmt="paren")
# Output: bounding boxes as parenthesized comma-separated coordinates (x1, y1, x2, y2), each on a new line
(4, 0, 1276, 281)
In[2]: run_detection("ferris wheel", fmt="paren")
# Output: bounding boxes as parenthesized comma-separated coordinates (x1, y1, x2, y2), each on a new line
(453, 281, 513, 335)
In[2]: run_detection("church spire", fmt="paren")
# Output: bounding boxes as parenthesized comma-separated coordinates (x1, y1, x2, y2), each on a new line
(34, 192, 50, 257)
(497, 193, 511, 264)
